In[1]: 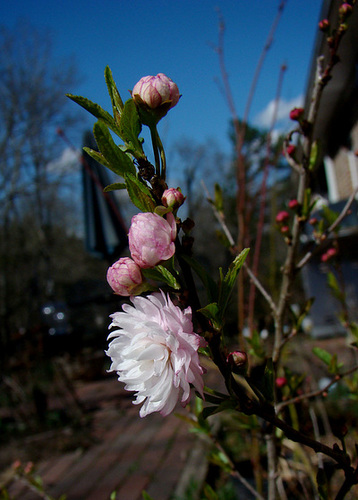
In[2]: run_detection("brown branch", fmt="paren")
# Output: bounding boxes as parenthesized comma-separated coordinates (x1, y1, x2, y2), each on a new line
(248, 63, 287, 334)
(276, 364, 358, 414)
(296, 187, 358, 270)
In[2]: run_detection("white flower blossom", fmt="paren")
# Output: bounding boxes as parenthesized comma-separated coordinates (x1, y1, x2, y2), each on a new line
(106, 291, 206, 417)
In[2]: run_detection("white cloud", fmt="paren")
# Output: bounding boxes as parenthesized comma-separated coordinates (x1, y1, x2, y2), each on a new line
(47, 147, 80, 174)
(253, 95, 304, 129)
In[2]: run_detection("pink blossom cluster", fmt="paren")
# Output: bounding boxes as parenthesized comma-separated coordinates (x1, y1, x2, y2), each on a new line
(107, 212, 177, 296)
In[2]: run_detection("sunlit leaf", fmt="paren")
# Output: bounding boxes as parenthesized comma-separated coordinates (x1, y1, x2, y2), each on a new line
(124, 173, 156, 212)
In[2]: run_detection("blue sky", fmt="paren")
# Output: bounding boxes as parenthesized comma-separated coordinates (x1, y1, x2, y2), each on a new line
(6, 0, 322, 162)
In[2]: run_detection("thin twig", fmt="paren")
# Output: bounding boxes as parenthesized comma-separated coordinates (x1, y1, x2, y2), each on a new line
(201, 180, 277, 315)
(277, 364, 358, 414)
(244, 263, 277, 316)
(296, 187, 358, 270)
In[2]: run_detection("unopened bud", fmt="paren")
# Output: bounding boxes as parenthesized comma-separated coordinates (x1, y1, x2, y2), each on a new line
(321, 247, 337, 262)
(227, 351, 248, 374)
(285, 144, 296, 157)
(319, 19, 330, 31)
(132, 73, 180, 125)
(288, 199, 299, 210)
(275, 377, 287, 388)
(289, 107, 304, 121)
(339, 3, 353, 19)
(276, 211, 290, 223)
(162, 188, 185, 210)
(107, 257, 144, 295)
(24, 462, 34, 474)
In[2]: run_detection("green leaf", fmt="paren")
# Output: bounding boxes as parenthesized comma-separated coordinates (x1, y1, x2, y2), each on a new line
(119, 99, 144, 157)
(67, 93, 121, 136)
(301, 188, 312, 219)
(83, 147, 112, 170)
(327, 353, 343, 375)
(93, 121, 136, 178)
(104, 66, 124, 125)
(218, 248, 250, 315)
(203, 483, 219, 500)
(142, 265, 181, 290)
(103, 182, 126, 192)
(142, 492, 155, 500)
(179, 254, 218, 303)
(125, 172, 156, 212)
(326, 271, 344, 302)
(309, 140, 320, 171)
(322, 205, 339, 229)
(312, 347, 332, 367)
(198, 302, 221, 329)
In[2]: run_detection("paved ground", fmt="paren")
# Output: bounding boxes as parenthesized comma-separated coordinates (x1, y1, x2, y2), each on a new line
(1, 365, 214, 500)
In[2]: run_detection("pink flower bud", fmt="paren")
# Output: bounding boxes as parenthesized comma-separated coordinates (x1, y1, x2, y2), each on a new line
(326, 247, 337, 258)
(288, 199, 299, 210)
(321, 247, 337, 262)
(289, 107, 304, 121)
(132, 73, 180, 110)
(24, 462, 34, 475)
(339, 3, 353, 18)
(319, 19, 330, 31)
(309, 217, 318, 225)
(276, 211, 290, 223)
(12, 460, 22, 471)
(227, 351, 248, 374)
(280, 225, 290, 234)
(285, 144, 296, 157)
(107, 257, 144, 296)
(162, 188, 185, 210)
(275, 377, 287, 388)
(129, 212, 177, 269)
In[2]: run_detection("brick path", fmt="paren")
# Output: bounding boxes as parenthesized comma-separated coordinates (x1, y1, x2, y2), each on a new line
(2, 370, 214, 500)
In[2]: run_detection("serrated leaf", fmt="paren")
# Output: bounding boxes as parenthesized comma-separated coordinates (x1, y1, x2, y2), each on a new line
(142, 265, 180, 290)
(125, 173, 156, 212)
(312, 347, 332, 367)
(104, 66, 123, 125)
(103, 182, 126, 192)
(83, 147, 111, 169)
(119, 99, 144, 157)
(198, 302, 221, 328)
(93, 121, 136, 178)
(67, 94, 121, 136)
(218, 248, 250, 315)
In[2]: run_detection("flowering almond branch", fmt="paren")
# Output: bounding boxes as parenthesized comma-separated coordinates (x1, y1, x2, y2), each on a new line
(67, 5, 358, 495)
